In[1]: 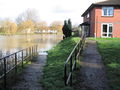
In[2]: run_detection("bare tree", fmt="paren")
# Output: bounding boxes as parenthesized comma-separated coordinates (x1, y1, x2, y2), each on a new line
(18, 20, 34, 33)
(16, 9, 40, 24)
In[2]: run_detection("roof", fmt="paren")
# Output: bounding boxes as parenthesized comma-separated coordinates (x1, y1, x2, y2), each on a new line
(80, 22, 90, 26)
(81, 0, 120, 17)
(95, 0, 120, 5)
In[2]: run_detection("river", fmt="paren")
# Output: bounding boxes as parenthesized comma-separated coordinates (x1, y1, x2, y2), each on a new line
(0, 34, 63, 58)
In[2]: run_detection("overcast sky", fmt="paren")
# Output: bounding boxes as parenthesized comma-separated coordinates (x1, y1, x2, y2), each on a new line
(0, 0, 105, 25)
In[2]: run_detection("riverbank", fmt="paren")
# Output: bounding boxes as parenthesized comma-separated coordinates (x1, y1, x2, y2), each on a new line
(41, 37, 80, 90)
(0, 34, 62, 57)
(0, 32, 63, 36)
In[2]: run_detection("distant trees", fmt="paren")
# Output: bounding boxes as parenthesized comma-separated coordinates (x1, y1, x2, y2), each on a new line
(36, 21, 48, 31)
(50, 21, 63, 32)
(68, 19, 72, 36)
(18, 20, 34, 33)
(0, 19, 17, 35)
(62, 19, 72, 39)
(72, 25, 81, 37)
(62, 20, 68, 38)
(15, 9, 63, 34)
(16, 9, 39, 33)
(0, 9, 63, 35)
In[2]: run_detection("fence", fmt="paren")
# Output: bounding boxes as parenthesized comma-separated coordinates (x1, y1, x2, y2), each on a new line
(64, 34, 86, 86)
(0, 45, 38, 89)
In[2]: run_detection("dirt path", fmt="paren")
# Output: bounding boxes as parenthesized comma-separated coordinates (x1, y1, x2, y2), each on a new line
(9, 55, 47, 90)
(75, 40, 108, 90)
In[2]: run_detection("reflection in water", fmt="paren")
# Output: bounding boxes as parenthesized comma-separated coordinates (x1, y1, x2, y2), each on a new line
(0, 34, 62, 58)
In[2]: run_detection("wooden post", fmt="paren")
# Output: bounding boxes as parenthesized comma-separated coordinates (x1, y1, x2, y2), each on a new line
(70, 56, 72, 86)
(64, 65, 67, 86)
(74, 49, 77, 70)
(36, 45, 37, 53)
(26, 48, 28, 57)
(15, 53, 17, 74)
(4, 58, 7, 89)
(21, 50, 24, 68)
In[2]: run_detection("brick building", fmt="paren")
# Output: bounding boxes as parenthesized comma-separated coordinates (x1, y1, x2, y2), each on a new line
(81, 0, 120, 37)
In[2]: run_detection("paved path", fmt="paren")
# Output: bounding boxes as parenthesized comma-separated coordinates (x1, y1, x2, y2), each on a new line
(75, 40, 108, 90)
(9, 55, 47, 90)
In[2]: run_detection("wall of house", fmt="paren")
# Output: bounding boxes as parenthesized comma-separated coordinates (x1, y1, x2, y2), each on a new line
(95, 6, 120, 37)
(83, 9, 95, 37)
(83, 14, 90, 22)
(90, 8, 95, 37)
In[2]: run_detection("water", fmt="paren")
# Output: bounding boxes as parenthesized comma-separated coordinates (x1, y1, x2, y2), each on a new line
(0, 34, 63, 58)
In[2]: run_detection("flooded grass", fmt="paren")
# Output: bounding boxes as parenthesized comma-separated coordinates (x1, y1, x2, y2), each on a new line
(91, 38, 120, 90)
(41, 37, 80, 90)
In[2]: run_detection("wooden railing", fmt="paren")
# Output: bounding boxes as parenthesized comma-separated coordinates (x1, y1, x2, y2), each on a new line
(0, 45, 38, 89)
(64, 35, 86, 86)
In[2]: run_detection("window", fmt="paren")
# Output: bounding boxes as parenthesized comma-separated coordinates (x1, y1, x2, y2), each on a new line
(87, 13, 89, 18)
(102, 7, 114, 16)
(102, 23, 113, 37)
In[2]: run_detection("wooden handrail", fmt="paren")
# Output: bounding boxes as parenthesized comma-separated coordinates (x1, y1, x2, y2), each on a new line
(64, 34, 86, 86)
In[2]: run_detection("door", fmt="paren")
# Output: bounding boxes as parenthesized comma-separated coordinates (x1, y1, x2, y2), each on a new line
(102, 23, 113, 37)
(84, 26, 90, 37)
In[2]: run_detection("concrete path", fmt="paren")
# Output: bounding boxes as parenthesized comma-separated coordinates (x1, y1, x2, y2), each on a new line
(75, 40, 108, 90)
(9, 55, 47, 90)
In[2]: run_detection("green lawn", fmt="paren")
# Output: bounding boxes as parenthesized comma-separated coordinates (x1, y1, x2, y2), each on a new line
(41, 37, 80, 90)
(93, 38, 120, 90)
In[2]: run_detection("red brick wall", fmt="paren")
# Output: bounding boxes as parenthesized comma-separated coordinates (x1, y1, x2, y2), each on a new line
(83, 6, 120, 37)
(94, 7, 120, 37)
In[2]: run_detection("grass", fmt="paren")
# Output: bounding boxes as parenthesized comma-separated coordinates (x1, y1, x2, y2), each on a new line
(0, 32, 5, 35)
(41, 37, 80, 90)
(91, 38, 120, 90)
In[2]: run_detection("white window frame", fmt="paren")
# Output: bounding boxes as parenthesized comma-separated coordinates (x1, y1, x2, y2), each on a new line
(102, 7, 114, 16)
(101, 23, 113, 37)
